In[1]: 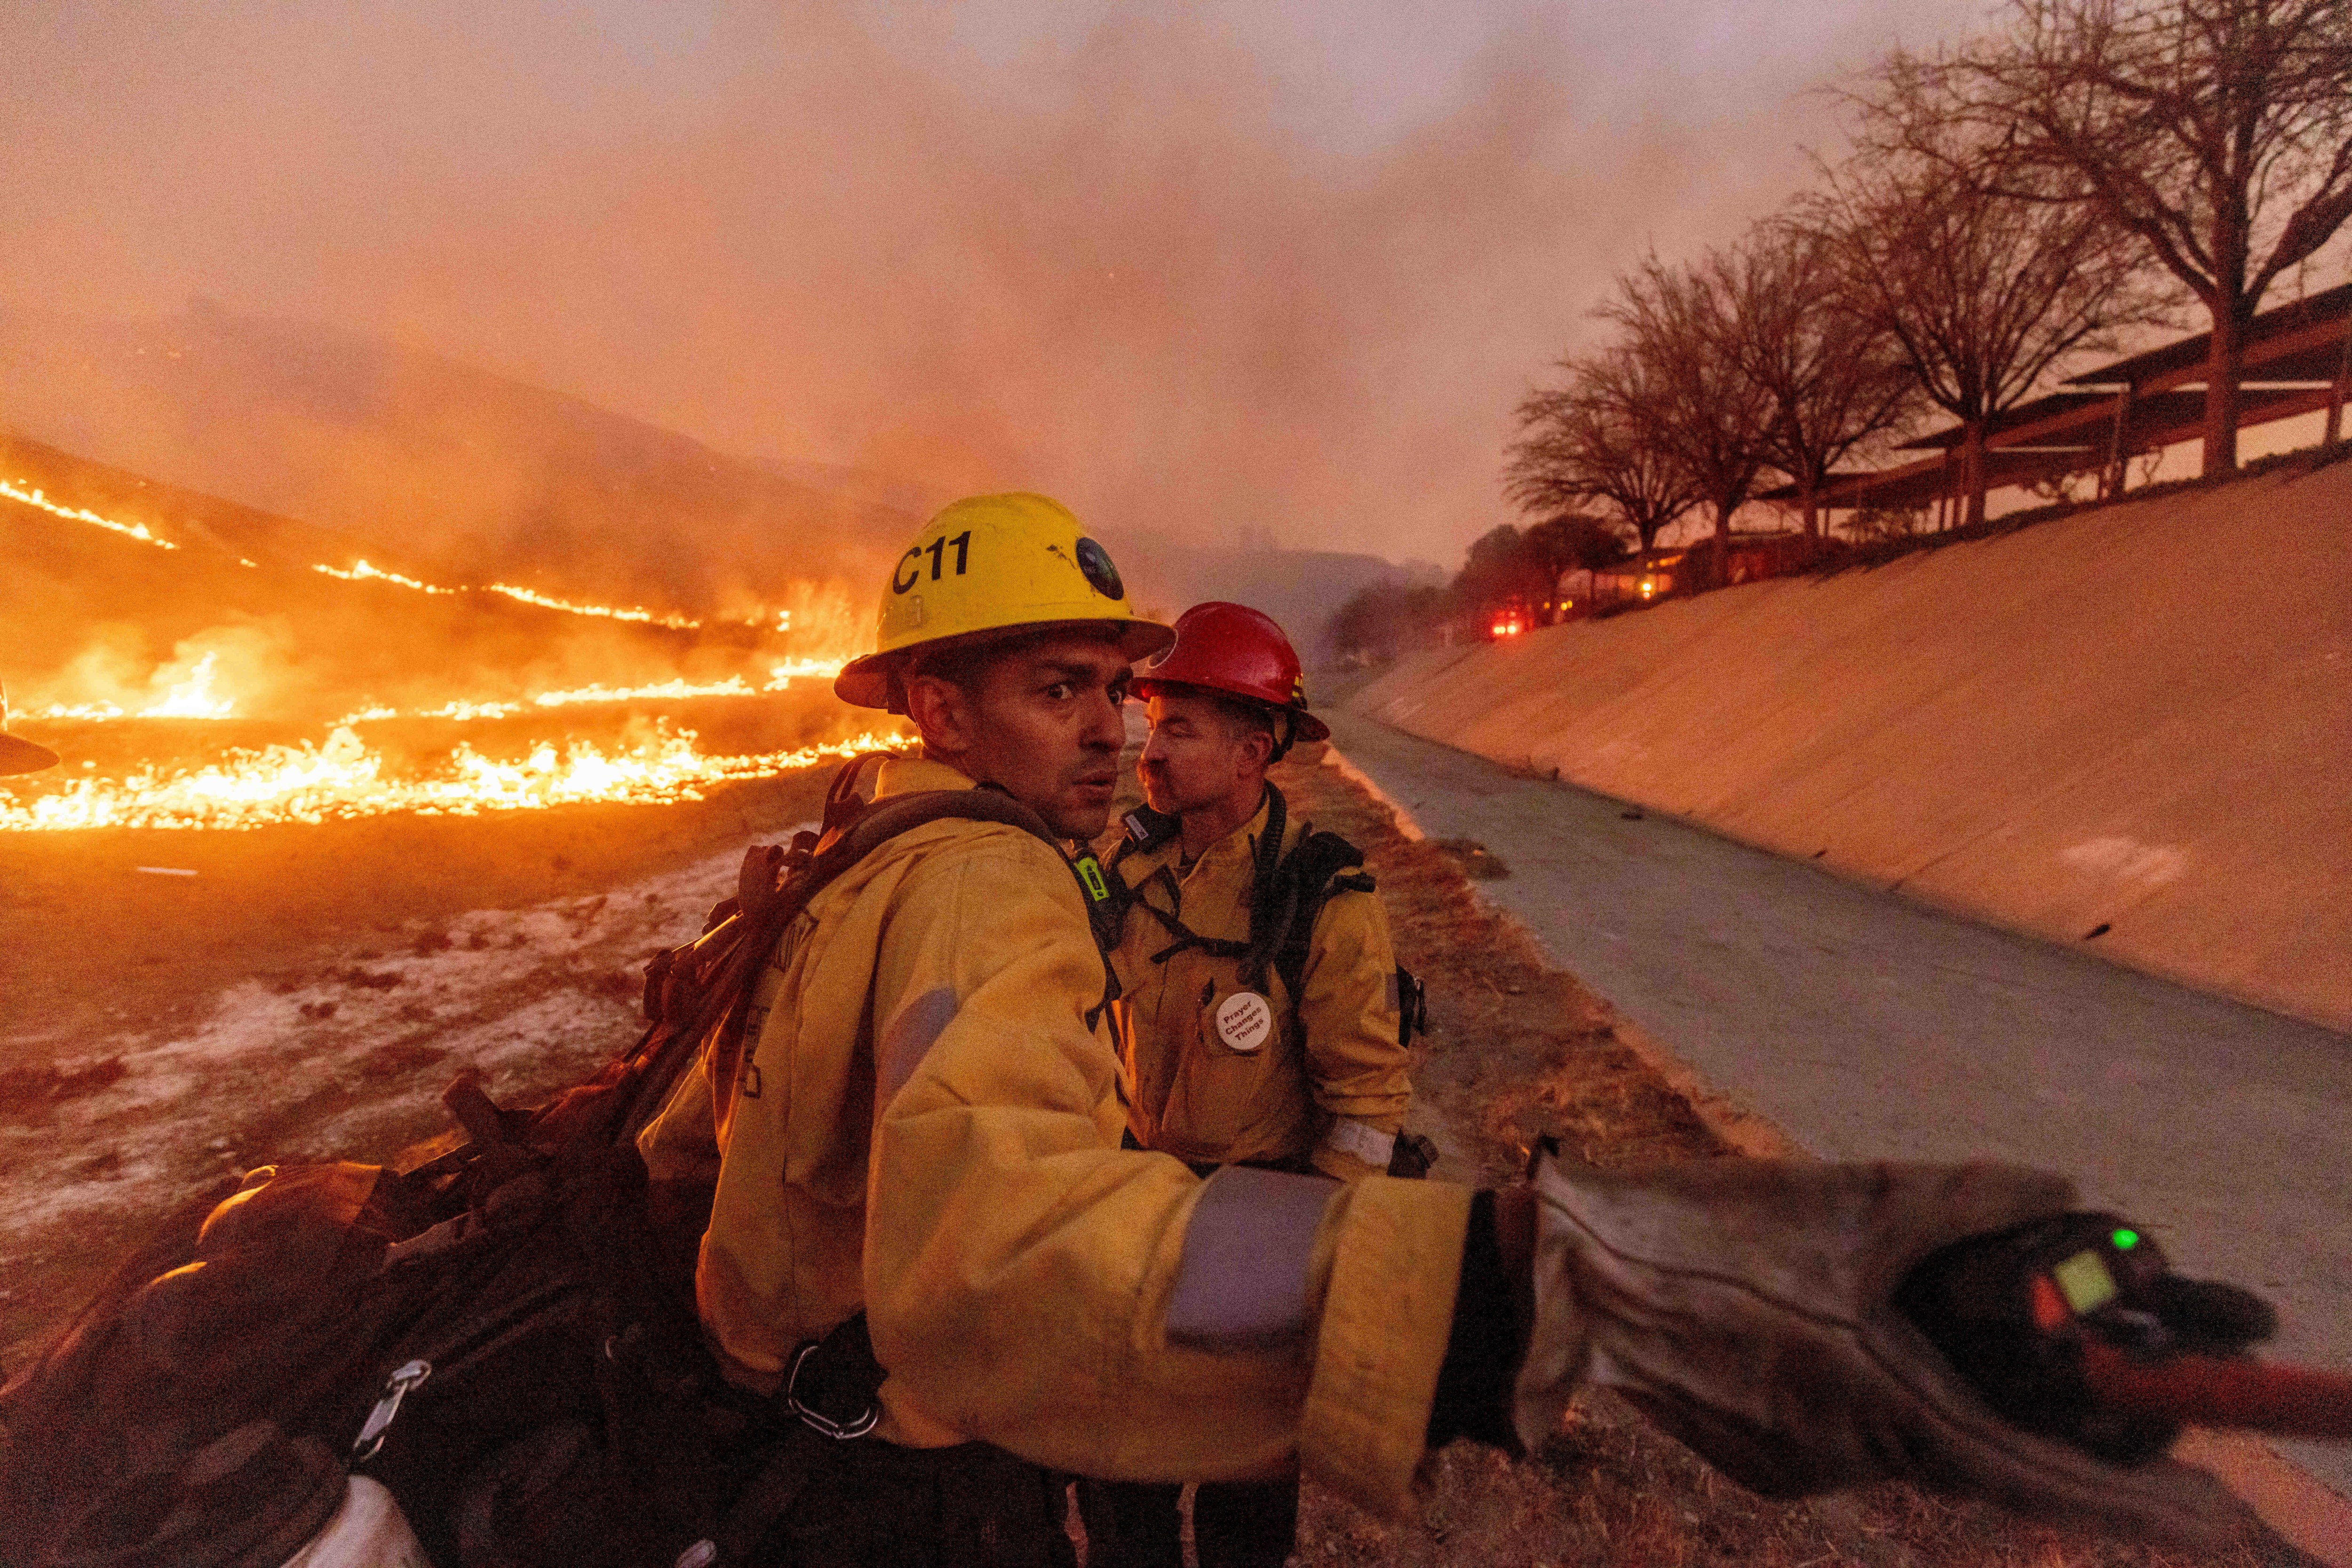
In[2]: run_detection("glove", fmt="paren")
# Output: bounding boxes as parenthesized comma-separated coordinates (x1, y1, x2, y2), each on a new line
(1512, 1152, 2254, 1552)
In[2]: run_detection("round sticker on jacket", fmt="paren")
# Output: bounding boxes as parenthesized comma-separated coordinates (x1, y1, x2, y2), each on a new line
(1214, 990, 1273, 1054)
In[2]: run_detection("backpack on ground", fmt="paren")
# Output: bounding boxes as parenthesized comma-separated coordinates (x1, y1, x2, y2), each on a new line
(0, 754, 1082, 1568)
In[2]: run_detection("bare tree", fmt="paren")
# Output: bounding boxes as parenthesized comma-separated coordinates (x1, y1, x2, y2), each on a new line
(1725, 223, 1918, 539)
(1798, 127, 2144, 525)
(1505, 349, 1700, 554)
(1871, 0, 2352, 474)
(1597, 255, 1779, 585)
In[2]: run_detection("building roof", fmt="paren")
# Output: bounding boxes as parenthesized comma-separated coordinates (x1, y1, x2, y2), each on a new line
(1594, 548, 1686, 577)
(1895, 391, 2115, 450)
(1750, 280, 2347, 515)
(2063, 280, 2352, 388)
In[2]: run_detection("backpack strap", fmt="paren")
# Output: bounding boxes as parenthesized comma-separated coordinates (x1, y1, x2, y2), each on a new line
(812, 775, 1121, 1031)
(816, 750, 897, 842)
(1265, 825, 1372, 1014)
(1267, 845, 1424, 1048)
(1067, 847, 1124, 951)
(1081, 800, 1173, 962)
(1259, 827, 1436, 1178)
(570, 756, 1104, 1153)
(1122, 786, 1294, 984)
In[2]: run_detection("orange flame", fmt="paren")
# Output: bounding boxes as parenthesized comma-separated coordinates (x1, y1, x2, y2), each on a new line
(7, 474, 884, 831)
(312, 559, 458, 594)
(2, 477, 178, 550)
(317, 665, 849, 728)
(36, 652, 240, 721)
(481, 581, 701, 629)
(1, 724, 910, 832)
(41, 663, 853, 728)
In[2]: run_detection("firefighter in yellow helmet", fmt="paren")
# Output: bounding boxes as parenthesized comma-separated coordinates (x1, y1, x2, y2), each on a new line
(637, 492, 2252, 1565)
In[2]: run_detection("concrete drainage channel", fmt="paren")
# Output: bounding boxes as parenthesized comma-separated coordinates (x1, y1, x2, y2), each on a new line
(1320, 713, 2352, 1565)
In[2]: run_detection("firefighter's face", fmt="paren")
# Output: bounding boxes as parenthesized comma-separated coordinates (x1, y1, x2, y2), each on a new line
(1138, 690, 1267, 819)
(907, 631, 1132, 839)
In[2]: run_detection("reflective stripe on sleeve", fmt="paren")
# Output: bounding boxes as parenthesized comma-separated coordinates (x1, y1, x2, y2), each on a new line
(1165, 1165, 1338, 1354)
(1322, 1117, 1397, 1170)
(879, 986, 960, 1101)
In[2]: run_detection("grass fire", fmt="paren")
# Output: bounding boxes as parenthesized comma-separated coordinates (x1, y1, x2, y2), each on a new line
(4, 1, 2349, 1565)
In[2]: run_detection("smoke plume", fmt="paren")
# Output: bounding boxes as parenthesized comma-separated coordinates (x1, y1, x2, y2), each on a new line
(0, 1, 1992, 573)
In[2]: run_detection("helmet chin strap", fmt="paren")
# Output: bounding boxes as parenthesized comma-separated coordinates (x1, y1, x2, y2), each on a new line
(1265, 709, 1297, 765)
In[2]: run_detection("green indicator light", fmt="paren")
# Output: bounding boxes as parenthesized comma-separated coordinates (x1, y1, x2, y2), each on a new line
(2112, 1228, 2139, 1251)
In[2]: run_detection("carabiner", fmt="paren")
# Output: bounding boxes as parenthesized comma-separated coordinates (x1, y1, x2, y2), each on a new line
(351, 1358, 433, 1462)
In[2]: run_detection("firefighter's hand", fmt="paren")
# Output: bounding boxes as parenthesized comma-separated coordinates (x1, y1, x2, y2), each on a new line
(1510, 1153, 2253, 1552)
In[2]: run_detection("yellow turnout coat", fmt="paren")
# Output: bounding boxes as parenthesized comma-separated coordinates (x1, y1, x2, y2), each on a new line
(1108, 790, 1414, 1180)
(637, 755, 1467, 1512)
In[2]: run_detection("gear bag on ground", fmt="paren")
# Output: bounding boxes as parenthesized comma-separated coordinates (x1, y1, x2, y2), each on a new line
(0, 754, 1081, 1568)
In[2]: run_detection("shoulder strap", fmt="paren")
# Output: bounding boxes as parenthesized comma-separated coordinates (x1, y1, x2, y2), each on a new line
(833, 781, 1125, 1038)
(601, 760, 1088, 1149)
(818, 749, 895, 840)
(1267, 826, 1371, 1012)
(1065, 802, 1174, 970)
(1067, 845, 1123, 948)
(822, 781, 1063, 872)
(1126, 787, 1295, 984)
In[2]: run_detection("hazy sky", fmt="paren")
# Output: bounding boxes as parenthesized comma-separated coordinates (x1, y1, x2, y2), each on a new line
(0, 0, 2000, 563)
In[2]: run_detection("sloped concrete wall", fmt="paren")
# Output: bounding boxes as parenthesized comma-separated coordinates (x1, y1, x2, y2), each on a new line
(1350, 460, 2352, 1030)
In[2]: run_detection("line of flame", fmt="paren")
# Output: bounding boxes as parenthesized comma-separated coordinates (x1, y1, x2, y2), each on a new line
(2, 478, 178, 550)
(483, 582, 702, 629)
(319, 665, 847, 726)
(40, 661, 850, 728)
(0, 725, 910, 832)
(4, 479, 774, 633)
(312, 560, 459, 594)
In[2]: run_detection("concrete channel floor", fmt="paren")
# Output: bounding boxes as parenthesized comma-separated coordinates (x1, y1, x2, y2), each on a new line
(1323, 710, 2352, 1499)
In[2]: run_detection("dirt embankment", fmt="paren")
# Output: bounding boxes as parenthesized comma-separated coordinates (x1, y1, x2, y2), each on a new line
(1267, 746, 2297, 1568)
(1349, 459, 2352, 1031)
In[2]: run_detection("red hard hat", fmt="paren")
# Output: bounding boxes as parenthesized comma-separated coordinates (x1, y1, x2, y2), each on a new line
(1131, 602, 1329, 744)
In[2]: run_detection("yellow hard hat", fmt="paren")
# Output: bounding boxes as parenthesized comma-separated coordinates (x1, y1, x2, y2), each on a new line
(835, 493, 1175, 710)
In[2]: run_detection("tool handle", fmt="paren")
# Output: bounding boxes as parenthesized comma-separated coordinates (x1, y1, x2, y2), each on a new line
(2081, 1341, 2352, 1441)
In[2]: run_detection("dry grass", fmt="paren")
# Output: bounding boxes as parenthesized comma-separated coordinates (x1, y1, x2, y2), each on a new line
(1265, 744, 2310, 1568)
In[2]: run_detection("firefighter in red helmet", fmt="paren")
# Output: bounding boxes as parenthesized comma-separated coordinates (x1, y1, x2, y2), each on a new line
(1085, 602, 1422, 1568)
(1133, 601, 1332, 751)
